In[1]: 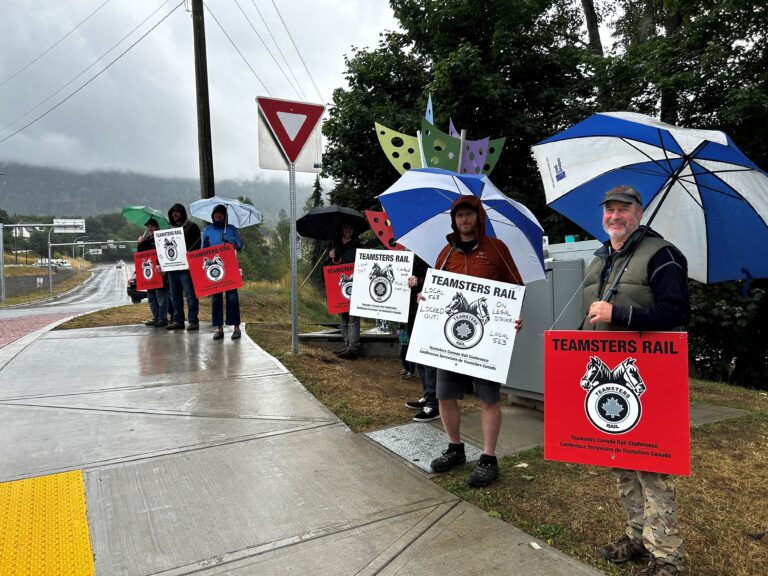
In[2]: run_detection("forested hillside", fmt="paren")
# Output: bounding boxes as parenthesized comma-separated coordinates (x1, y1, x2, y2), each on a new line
(0, 161, 313, 226)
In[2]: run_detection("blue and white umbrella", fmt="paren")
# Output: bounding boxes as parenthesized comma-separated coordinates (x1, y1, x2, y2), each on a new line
(532, 111, 768, 284)
(377, 168, 546, 283)
(189, 196, 262, 228)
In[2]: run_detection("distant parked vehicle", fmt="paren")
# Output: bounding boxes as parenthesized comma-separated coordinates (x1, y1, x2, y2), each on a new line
(126, 274, 147, 304)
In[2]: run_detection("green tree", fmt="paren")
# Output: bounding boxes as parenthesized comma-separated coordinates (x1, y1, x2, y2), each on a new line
(300, 177, 327, 290)
(323, 0, 594, 237)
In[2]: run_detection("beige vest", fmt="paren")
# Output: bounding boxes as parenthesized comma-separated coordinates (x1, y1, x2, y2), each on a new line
(582, 237, 673, 331)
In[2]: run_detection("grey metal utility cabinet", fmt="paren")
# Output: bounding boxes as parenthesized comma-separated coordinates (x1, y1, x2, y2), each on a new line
(503, 240, 601, 401)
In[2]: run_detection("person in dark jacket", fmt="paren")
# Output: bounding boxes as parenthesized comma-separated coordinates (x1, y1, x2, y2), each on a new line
(202, 204, 244, 340)
(586, 185, 690, 576)
(166, 203, 201, 331)
(326, 221, 361, 359)
(137, 218, 170, 327)
(404, 256, 440, 422)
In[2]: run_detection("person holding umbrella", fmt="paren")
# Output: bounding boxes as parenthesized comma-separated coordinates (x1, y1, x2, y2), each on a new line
(584, 185, 690, 576)
(428, 196, 523, 487)
(326, 221, 362, 359)
(202, 204, 244, 340)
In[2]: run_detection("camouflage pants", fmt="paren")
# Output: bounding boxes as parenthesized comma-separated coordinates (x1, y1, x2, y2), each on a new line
(614, 469, 684, 566)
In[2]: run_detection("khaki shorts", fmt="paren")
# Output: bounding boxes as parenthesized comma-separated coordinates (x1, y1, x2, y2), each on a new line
(436, 369, 501, 404)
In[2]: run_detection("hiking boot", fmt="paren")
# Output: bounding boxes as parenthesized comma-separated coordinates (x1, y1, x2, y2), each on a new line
(601, 535, 651, 564)
(231, 330, 241, 340)
(186, 323, 199, 331)
(638, 558, 681, 576)
(213, 331, 224, 340)
(430, 444, 466, 473)
(166, 322, 184, 330)
(466, 454, 499, 487)
(337, 349, 358, 360)
(144, 319, 156, 327)
(405, 397, 426, 410)
(413, 406, 440, 422)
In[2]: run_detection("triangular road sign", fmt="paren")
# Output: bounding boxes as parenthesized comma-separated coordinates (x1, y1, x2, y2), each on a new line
(256, 97, 325, 164)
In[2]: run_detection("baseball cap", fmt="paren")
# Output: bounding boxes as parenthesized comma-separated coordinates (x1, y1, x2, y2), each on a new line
(600, 185, 643, 206)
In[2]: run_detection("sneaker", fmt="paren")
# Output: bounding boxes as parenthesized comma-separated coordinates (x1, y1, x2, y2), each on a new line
(231, 330, 241, 340)
(601, 534, 651, 564)
(466, 455, 499, 487)
(144, 319, 156, 327)
(430, 444, 466, 473)
(337, 349, 358, 360)
(413, 407, 440, 422)
(405, 397, 426, 410)
(166, 322, 184, 330)
(213, 331, 224, 340)
(401, 372, 415, 380)
(638, 558, 681, 576)
(186, 323, 199, 331)
(399, 368, 410, 376)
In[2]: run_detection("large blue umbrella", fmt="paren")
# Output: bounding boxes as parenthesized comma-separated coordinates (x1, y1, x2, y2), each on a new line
(532, 111, 768, 284)
(377, 168, 546, 284)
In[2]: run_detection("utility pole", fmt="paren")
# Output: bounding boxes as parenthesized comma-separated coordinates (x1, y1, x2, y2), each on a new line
(191, 0, 215, 199)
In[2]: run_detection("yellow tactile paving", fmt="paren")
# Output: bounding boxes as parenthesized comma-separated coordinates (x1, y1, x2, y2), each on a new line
(0, 470, 95, 576)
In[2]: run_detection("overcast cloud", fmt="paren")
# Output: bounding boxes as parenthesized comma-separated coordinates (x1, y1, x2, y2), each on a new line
(0, 0, 399, 181)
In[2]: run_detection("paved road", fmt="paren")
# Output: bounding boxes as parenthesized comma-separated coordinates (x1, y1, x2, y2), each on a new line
(0, 264, 130, 348)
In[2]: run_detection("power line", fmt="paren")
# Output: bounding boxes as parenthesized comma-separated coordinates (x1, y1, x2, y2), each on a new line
(230, 0, 304, 100)
(0, 0, 116, 90)
(248, 0, 305, 100)
(268, 0, 323, 102)
(0, 1, 186, 147)
(1, 0, 175, 135)
(203, 3, 271, 96)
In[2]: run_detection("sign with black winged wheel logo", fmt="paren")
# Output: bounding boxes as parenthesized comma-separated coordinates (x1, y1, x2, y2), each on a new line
(187, 243, 243, 298)
(154, 228, 188, 272)
(133, 250, 163, 290)
(407, 269, 525, 384)
(544, 331, 690, 476)
(323, 263, 355, 314)
(350, 249, 414, 323)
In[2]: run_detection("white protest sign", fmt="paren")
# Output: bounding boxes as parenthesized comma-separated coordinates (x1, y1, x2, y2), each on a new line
(154, 228, 189, 271)
(350, 249, 414, 323)
(407, 269, 525, 384)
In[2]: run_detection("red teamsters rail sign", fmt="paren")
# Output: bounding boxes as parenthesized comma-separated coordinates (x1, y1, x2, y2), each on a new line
(544, 330, 690, 476)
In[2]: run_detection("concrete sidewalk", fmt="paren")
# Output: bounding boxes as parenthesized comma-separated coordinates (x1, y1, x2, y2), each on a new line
(0, 324, 604, 576)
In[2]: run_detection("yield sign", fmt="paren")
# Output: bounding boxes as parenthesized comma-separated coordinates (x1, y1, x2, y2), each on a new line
(257, 97, 325, 164)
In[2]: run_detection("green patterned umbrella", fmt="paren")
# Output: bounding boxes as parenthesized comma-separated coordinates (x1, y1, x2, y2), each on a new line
(121, 206, 170, 229)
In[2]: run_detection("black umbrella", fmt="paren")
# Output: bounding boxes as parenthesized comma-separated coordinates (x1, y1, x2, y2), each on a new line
(296, 205, 368, 241)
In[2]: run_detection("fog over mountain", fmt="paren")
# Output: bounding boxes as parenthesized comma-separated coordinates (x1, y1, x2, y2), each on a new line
(0, 161, 315, 226)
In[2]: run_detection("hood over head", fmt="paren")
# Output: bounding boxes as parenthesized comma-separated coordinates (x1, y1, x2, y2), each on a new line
(168, 203, 188, 226)
(448, 195, 486, 243)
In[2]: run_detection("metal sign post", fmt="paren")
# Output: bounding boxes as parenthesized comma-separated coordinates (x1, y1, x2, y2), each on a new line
(289, 163, 299, 353)
(256, 96, 325, 354)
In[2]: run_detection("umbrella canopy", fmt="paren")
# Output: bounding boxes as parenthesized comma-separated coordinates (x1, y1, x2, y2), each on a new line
(532, 111, 768, 284)
(189, 196, 263, 228)
(377, 168, 546, 284)
(121, 206, 170, 229)
(296, 205, 368, 241)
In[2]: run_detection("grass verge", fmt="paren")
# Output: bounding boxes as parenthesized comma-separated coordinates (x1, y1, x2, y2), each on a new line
(57, 282, 768, 575)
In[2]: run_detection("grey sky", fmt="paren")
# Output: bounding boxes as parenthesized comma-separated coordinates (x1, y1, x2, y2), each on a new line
(0, 0, 399, 181)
